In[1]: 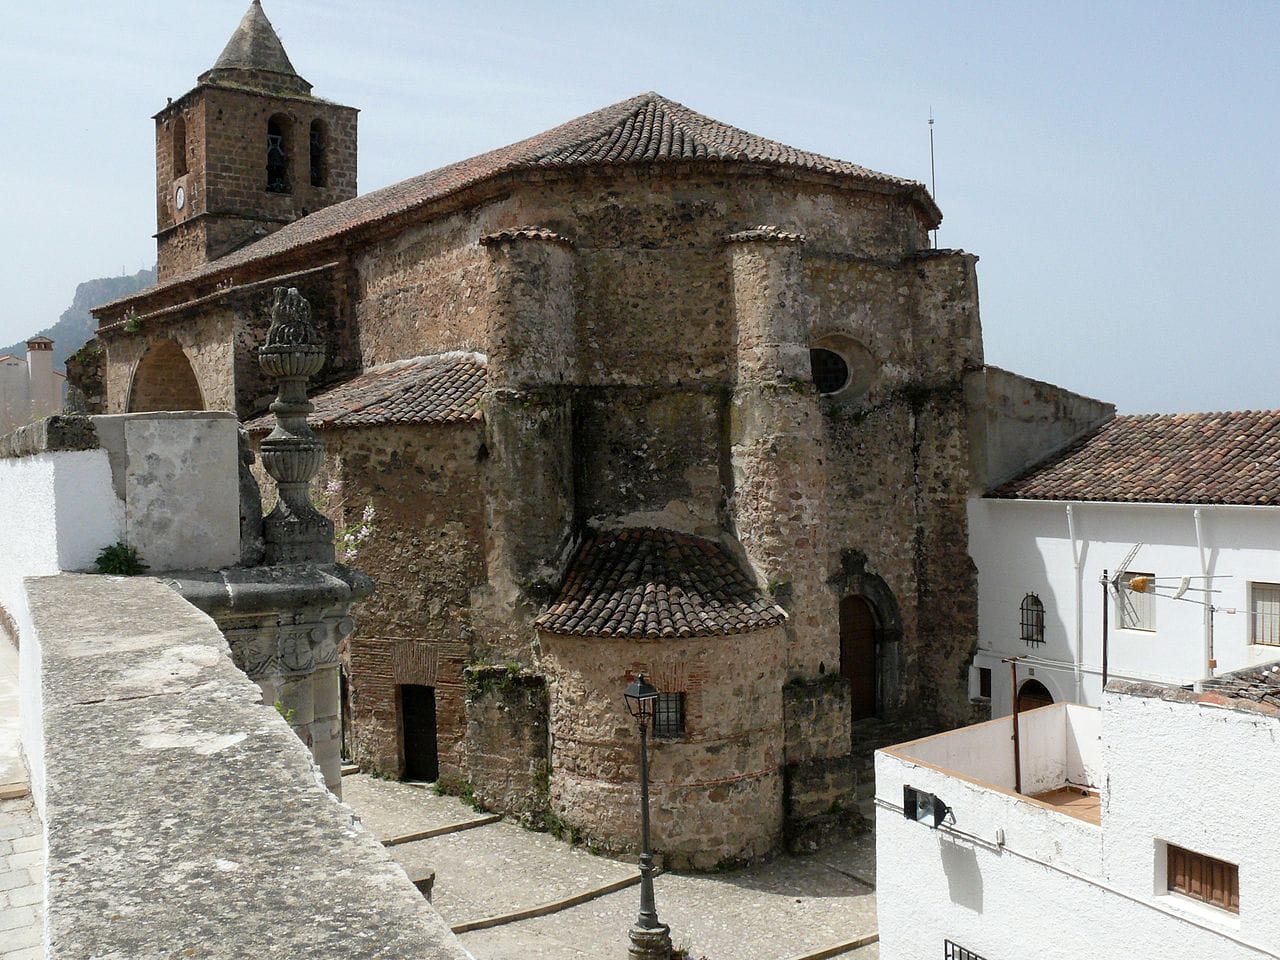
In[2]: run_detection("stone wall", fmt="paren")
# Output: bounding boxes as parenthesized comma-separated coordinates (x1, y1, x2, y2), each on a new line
(781, 675, 859, 850)
(966, 364, 1115, 490)
(101, 264, 351, 417)
(463, 664, 549, 815)
(540, 624, 786, 871)
(314, 422, 487, 780)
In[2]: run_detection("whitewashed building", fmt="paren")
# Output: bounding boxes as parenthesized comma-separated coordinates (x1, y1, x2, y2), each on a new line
(968, 410, 1280, 716)
(876, 663, 1280, 960)
(0, 336, 63, 434)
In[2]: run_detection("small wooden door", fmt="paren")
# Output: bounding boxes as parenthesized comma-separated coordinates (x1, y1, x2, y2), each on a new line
(840, 596, 878, 723)
(1017, 679, 1053, 712)
(401, 684, 439, 782)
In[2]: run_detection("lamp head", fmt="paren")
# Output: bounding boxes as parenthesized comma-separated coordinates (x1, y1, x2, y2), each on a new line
(624, 673, 659, 721)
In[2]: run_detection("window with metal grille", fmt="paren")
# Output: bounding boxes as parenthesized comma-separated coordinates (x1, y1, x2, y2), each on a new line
(1250, 582, 1280, 645)
(266, 116, 290, 193)
(1118, 571, 1156, 631)
(809, 348, 850, 395)
(1019, 592, 1045, 645)
(944, 941, 989, 960)
(1167, 843, 1239, 914)
(309, 119, 328, 188)
(653, 692, 685, 739)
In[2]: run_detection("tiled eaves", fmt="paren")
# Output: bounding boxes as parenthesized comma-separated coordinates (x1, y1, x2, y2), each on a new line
(991, 410, 1280, 506)
(98, 92, 938, 317)
(244, 352, 485, 432)
(535, 526, 787, 639)
(724, 225, 807, 244)
(479, 226, 575, 247)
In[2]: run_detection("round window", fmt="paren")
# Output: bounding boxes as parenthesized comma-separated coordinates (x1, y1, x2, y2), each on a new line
(810, 348, 850, 395)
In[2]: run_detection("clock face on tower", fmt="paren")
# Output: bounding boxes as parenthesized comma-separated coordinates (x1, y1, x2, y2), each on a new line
(175, 185, 185, 211)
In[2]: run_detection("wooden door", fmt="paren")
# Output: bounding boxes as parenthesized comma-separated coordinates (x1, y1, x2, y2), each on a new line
(401, 684, 439, 782)
(840, 595, 878, 723)
(1016, 679, 1053, 712)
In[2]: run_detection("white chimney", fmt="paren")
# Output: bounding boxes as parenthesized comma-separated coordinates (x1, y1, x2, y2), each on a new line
(26, 336, 57, 420)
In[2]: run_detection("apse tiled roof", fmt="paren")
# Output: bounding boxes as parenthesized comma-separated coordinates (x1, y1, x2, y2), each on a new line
(992, 411, 1280, 506)
(246, 352, 484, 431)
(102, 92, 936, 310)
(536, 527, 787, 639)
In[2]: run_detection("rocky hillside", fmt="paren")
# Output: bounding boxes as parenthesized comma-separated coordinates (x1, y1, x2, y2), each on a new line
(1, 268, 156, 369)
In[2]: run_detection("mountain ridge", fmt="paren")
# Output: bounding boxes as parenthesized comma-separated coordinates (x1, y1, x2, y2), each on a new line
(2, 268, 156, 370)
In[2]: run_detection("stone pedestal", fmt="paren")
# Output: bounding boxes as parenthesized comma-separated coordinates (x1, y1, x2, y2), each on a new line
(627, 924, 672, 960)
(169, 563, 371, 796)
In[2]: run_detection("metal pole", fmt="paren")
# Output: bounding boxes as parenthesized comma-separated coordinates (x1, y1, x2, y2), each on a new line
(636, 719, 659, 929)
(1101, 569, 1109, 689)
(1010, 659, 1022, 795)
(628, 715, 671, 960)
(929, 109, 938, 249)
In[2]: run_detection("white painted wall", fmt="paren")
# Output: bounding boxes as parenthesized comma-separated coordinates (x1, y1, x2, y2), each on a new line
(90, 413, 241, 572)
(1103, 690, 1280, 948)
(0, 449, 123, 808)
(968, 497, 1280, 715)
(1, 413, 244, 803)
(0, 356, 30, 434)
(876, 695, 1280, 959)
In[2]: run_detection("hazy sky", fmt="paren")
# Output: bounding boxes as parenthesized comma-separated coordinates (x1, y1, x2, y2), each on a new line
(1, 1, 1276, 412)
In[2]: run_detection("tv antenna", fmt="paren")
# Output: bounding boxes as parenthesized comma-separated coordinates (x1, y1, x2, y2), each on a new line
(1101, 543, 1233, 686)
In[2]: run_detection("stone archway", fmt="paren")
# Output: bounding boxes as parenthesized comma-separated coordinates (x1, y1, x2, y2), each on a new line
(831, 551, 904, 721)
(128, 338, 204, 412)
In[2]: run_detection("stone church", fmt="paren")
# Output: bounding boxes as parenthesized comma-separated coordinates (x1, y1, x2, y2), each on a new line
(89, 2, 1107, 867)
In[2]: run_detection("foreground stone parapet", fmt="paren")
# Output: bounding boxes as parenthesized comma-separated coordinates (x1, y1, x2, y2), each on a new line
(25, 574, 465, 959)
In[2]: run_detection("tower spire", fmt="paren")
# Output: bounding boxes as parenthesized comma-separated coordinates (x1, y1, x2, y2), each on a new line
(199, 0, 311, 97)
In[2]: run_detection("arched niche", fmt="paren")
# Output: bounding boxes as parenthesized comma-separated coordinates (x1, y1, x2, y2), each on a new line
(127, 338, 205, 413)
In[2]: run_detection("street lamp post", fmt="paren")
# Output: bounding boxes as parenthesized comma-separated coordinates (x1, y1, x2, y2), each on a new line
(623, 674, 672, 960)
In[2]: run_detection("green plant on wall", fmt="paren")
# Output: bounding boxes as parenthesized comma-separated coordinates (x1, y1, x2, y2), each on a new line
(94, 541, 148, 576)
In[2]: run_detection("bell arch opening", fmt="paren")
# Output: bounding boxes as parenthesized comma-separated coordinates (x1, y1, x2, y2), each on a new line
(127, 339, 205, 413)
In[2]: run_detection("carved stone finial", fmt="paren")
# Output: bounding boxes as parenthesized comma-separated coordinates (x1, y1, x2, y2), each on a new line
(258, 287, 333, 564)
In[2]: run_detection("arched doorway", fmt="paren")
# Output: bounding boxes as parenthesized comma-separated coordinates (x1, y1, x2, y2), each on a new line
(128, 338, 204, 412)
(839, 595, 879, 724)
(1017, 679, 1054, 712)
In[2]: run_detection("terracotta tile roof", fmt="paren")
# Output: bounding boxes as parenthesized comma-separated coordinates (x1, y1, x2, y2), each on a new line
(1200, 663, 1280, 707)
(246, 352, 484, 431)
(991, 411, 1280, 506)
(536, 527, 787, 639)
(101, 92, 936, 311)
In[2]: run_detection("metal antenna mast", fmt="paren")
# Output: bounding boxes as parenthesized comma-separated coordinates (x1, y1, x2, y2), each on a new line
(928, 108, 938, 248)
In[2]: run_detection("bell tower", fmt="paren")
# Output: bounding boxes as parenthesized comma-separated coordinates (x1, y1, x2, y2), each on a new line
(153, 1, 358, 281)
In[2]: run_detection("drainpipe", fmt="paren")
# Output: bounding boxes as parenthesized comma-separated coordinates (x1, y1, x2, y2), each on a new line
(1066, 504, 1084, 703)
(1193, 508, 1212, 690)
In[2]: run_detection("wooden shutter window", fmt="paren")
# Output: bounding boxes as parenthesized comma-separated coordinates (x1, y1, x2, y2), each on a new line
(1167, 843, 1239, 914)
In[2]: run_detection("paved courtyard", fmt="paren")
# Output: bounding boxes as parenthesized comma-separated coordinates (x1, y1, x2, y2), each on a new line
(342, 775, 879, 960)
